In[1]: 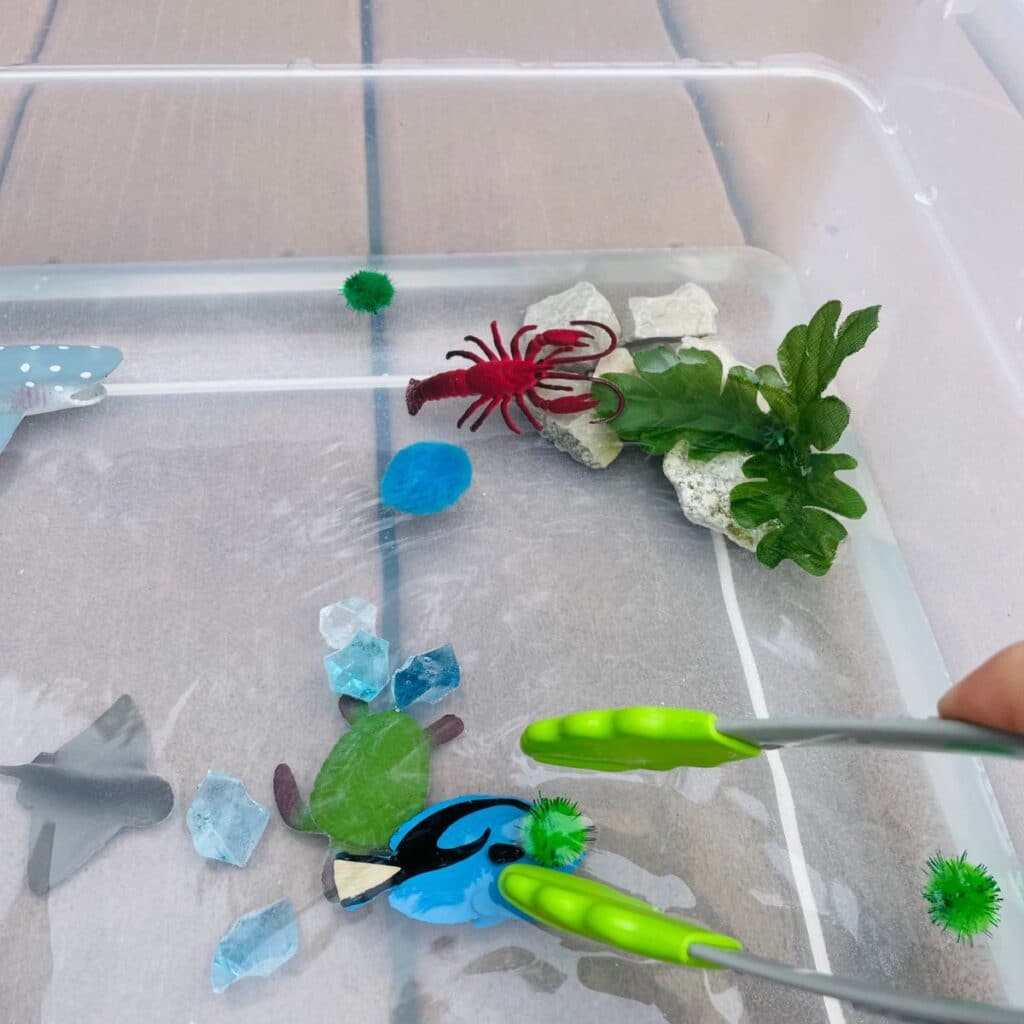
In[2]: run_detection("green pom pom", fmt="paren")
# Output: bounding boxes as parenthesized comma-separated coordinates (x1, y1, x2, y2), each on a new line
(922, 851, 1002, 944)
(340, 270, 394, 314)
(520, 795, 594, 869)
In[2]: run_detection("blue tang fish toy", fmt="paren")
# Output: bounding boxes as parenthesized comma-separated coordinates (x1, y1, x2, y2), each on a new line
(327, 794, 592, 928)
(0, 344, 123, 456)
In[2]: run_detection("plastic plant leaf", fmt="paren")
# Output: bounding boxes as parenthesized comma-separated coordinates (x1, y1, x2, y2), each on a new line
(733, 300, 877, 575)
(596, 346, 771, 459)
(799, 396, 850, 452)
(732, 451, 867, 576)
(498, 864, 742, 969)
(776, 301, 878, 407)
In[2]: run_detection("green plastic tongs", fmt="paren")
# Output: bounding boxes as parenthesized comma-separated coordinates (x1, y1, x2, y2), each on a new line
(497, 707, 1024, 1024)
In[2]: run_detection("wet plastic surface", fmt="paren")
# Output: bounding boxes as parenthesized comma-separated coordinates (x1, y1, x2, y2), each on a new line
(0, 248, 1019, 1023)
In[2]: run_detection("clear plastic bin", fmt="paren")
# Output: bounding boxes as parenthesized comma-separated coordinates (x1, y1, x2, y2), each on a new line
(1, 5, 1023, 1022)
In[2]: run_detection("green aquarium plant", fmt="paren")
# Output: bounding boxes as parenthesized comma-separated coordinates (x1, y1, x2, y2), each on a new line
(595, 300, 879, 576)
(922, 851, 1002, 944)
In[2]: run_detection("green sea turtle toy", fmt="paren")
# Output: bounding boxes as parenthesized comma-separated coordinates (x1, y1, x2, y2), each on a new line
(273, 696, 463, 855)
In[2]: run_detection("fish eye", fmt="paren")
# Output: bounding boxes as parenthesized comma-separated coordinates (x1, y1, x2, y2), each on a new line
(487, 843, 524, 865)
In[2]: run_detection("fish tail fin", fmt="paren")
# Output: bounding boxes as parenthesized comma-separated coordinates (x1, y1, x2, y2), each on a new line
(325, 850, 403, 907)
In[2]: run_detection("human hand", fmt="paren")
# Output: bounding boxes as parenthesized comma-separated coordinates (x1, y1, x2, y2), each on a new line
(938, 643, 1024, 734)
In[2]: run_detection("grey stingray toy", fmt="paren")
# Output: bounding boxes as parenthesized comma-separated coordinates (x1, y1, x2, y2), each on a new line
(0, 695, 174, 894)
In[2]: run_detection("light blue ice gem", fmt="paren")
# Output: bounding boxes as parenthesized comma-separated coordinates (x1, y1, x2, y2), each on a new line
(324, 631, 390, 701)
(319, 597, 377, 650)
(211, 898, 298, 993)
(186, 770, 269, 867)
(392, 644, 461, 710)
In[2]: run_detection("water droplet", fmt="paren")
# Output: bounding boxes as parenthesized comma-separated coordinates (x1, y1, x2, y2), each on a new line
(1016, 315, 1023, 333)
(914, 186, 938, 207)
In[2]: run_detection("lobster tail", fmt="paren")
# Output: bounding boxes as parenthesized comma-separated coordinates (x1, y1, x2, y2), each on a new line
(405, 370, 469, 417)
(406, 378, 425, 416)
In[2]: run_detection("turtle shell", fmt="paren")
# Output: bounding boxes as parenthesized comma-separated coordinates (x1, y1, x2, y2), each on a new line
(309, 709, 430, 850)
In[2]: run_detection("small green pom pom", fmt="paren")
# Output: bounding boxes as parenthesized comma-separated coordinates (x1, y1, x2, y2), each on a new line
(520, 795, 594, 869)
(340, 270, 394, 314)
(922, 851, 1002, 944)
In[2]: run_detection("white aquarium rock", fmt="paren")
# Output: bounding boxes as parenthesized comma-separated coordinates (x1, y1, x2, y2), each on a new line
(628, 283, 718, 340)
(538, 347, 635, 470)
(524, 281, 621, 365)
(663, 440, 773, 552)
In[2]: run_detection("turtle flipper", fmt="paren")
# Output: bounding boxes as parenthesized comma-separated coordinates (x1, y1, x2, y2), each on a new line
(426, 714, 464, 748)
(273, 763, 320, 833)
(338, 696, 370, 725)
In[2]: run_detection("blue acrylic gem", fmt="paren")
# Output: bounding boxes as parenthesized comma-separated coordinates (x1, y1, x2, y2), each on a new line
(324, 631, 390, 701)
(211, 898, 298, 993)
(186, 770, 269, 867)
(380, 441, 472, 516)
(392, 644, 461, 710)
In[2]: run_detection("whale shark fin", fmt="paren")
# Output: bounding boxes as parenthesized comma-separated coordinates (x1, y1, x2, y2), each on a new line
(0, 412, 24, 455)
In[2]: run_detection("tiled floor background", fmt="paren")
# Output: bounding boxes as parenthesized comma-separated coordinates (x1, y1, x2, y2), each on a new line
(1, 1, 1020, 683)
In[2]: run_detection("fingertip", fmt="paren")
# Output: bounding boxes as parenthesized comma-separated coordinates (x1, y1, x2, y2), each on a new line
(938, 643, 1024, 733)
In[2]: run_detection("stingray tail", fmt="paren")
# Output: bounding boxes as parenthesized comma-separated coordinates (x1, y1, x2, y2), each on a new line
(324, 849, 404, 907)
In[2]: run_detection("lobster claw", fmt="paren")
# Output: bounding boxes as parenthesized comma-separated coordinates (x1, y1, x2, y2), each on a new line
(540, 394, 598, 415)
(537, 328, 592, 348)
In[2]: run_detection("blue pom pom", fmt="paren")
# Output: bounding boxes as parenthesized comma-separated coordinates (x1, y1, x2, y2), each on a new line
(380, 442, 473, 516)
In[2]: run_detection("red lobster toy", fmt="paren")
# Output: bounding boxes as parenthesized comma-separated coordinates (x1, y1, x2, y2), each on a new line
(405, 319, 626, 435)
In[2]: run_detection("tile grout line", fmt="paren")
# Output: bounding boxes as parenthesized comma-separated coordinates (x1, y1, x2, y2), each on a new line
(0, 0, 60, 190)
(359, 0, 402, 651)
(712, 532, 844, 1024)
(650, 3, 841, 1006)
(653, 0, 758, 245)
(358, 1, 413, 1020)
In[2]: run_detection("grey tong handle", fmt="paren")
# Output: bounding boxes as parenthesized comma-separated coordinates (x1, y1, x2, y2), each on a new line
(715, 716, 1024, 758)
(692, 945, 1024, 1024)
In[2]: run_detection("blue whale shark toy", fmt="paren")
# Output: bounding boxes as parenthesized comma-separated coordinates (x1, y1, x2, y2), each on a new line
(327, 794, 591, 928)
(0, 344, 123, 455)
